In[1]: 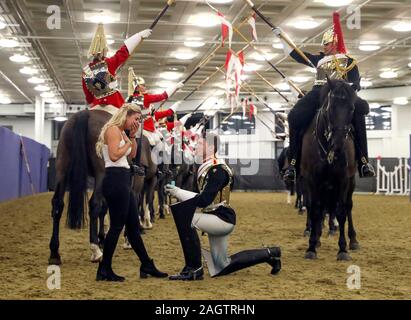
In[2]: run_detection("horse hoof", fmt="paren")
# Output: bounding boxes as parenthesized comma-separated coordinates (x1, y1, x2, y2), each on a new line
(349, 241, 360, 251)
(303, 230, 310, 237)
(304, 251, 317, 260)
(159, 215, 165, 219)
(298, 209, 304, 216)
(337, 252, 352, 261)
(316, 241, 321, 248)
(90, 244, 103, 263)
(48, 254, 62, 266)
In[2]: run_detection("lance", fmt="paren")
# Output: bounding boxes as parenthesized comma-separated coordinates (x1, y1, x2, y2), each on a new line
(135, 0, 175, 167)
(149, 0, 176, 29)
(241, 0, 317, 69)
(232, 26, 305, 97)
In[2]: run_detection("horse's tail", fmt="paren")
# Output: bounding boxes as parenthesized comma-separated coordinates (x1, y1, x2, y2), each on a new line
(66, 111, 90, 229)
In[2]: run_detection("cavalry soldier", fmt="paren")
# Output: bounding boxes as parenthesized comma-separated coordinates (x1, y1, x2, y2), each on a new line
(127, 67, 184, 148)
(165, 133, 281, 280)
(273, 12, 375, 182)
(82, 23, 152, 114)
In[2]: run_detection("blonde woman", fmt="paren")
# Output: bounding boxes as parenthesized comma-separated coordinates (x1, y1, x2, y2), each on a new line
(96, 103, 167, 281)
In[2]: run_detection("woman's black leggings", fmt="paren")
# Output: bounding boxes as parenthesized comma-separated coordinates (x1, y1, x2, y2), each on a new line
(102, 167, 150, 268)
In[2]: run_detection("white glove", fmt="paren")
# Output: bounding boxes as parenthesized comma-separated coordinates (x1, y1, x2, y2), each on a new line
(165, 184, 197, 202)
(124, 29, 152, 53)
(272, 27, 282, 37)
(165, 81, 184, 97)
(169, 101, 182, 112)
(139, 29, 152, 39)
(272, 27, 293, 56)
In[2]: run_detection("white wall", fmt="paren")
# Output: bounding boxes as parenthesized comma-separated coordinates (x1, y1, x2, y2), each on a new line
(0, 117, 53, 150)
(367, 105, 411, 158)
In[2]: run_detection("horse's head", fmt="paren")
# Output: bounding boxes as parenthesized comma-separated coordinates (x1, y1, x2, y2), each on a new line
(320, 78, 356, 162)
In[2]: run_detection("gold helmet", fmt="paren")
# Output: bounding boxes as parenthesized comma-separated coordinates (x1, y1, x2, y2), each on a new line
(88, 23, 108, 57)
(128, 67, 146, 96)
(321, 27, 334, 46)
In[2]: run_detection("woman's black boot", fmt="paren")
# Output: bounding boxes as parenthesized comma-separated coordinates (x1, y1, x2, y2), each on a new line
(140, 259, 168, 278)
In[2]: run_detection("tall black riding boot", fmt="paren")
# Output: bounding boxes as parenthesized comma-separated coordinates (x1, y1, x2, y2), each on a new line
(169, 200, 204, 281)
(214, 246, 281, 277)
(352, 114, 375, 178)
(283, 128, 299, 182)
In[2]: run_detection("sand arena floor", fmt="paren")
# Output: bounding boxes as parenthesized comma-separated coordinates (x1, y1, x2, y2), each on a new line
(0, 192, 410, 300)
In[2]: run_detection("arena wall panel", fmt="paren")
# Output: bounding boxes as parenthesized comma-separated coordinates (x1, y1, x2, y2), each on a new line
(0, 126, 50, 202)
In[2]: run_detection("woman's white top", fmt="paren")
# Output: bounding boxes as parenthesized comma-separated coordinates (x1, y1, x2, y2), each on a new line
(102, 135, 131, 169)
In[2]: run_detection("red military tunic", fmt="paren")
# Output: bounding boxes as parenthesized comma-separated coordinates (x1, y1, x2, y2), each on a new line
(82, 45, 130, 108)
(130, 92, 174, 132)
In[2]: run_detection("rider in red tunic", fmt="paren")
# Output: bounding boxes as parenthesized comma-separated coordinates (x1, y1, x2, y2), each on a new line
(82, 23, 152, 113)
(127, 68, 184, 146)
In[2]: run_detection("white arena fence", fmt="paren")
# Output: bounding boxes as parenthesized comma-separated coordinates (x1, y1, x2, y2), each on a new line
(376, 158, 410, 196)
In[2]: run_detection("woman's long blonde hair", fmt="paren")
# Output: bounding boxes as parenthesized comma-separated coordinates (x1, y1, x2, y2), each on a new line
(96, 103, 141, 158)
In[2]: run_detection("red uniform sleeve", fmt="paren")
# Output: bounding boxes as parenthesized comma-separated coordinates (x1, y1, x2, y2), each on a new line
(105, 45, 130, 75)
(154, 108, 174, 121)
(166, 121, 175, 132)
(82, 77, 94, 104)
(144, 92, 169, 107)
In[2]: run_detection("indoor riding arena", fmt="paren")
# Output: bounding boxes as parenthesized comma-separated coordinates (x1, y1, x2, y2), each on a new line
(0, 0, 410, 303)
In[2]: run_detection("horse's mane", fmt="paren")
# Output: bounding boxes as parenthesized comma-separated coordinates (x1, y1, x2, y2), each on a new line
(319, 79, 357, 106)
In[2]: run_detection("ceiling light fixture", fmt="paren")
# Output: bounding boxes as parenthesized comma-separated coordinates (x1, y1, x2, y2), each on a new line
(28, 77, 45, 84)
(290, 18, 320, 30)
(359, 41, 381, 51)
(0, 38, 19, 48)
(9, 54, 30, 63)
(20, 67, 38, 75)
(391, 21, 411, 32)
(379, 70, 398, 79)
(34, 85, 50, 92)
(173, 51, 196, 60)
(0, 95, 11, 104)
(290, 76, 310, 83)
(250, 51, 276, 61)
(188, 13, 220, 28)
(243, 63, 262, 72)
(160, 72, 182, 80)
(184, 38, 205, 48)
(320, 0, 353, 7)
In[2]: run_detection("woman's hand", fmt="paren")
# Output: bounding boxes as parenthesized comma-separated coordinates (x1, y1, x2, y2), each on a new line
(129, 120, 140, 138)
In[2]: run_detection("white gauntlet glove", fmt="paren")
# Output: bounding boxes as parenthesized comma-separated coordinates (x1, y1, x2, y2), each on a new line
(165, 184, 197, 202)
(169, 101, 182, 113)
(125, 29, 152, 53)
(166, 81, 184, 97)
(272, 27, 294, 56)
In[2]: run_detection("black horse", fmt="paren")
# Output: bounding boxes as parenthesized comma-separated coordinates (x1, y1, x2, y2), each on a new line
(300, 79, 360, 261)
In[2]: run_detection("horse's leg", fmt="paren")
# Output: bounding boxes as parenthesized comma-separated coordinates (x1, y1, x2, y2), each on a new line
(347, 178, 360, 250)
(304, 209, 311, 237)
(147, 175, 157, 222)
(336, 203, 351, 261)
(98, 201, 108, 248)
(89, 177, 104, 263)
(305, 200, 322, 259)
(49, 181, 65, 265)
(157, 176, 165, 219)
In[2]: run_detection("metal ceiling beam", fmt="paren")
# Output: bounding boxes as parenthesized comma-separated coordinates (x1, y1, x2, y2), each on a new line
(0, 69, 33, 103)
(8, 0, 70, 103)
